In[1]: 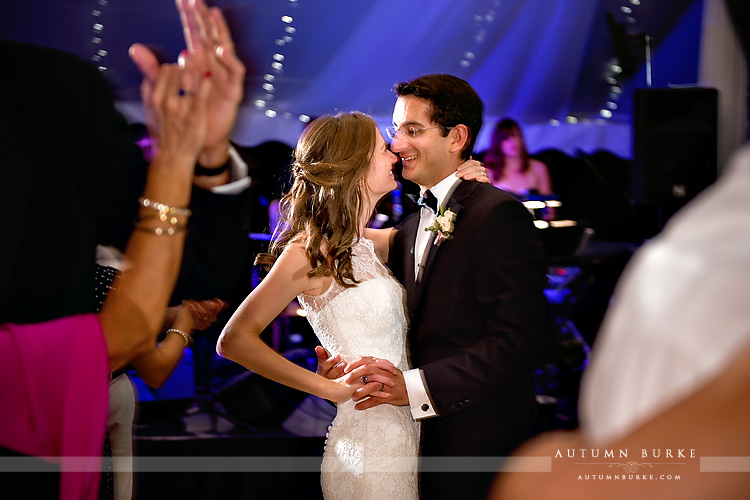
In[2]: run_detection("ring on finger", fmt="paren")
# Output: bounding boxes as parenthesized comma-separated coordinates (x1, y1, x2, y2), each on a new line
(362, 375, 368, 384)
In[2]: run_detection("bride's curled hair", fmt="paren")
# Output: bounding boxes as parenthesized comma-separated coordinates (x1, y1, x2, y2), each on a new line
(256, 112, 378, 288)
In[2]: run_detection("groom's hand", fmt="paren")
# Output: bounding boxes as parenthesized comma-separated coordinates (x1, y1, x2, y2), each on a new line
(353, 369, 409, 409)
(344, 358, 410, 408)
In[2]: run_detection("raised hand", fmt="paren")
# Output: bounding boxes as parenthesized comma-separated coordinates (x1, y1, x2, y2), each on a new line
(175, 0, 245, 167)
(129, 0, 245, 167)
(147, 60, 211, 168)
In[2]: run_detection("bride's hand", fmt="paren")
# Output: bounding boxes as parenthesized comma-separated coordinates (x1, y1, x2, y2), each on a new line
(344, 356, 399, 376)
(326, 362, 397, 403)
(316, 346, 347, 379)
(456, 158, 490, 183)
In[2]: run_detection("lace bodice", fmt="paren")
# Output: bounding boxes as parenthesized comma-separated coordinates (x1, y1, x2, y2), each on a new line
(298, 237, 411, 370)
(297, 237, 418, 500)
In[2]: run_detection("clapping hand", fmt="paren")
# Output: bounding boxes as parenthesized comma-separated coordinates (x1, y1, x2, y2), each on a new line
(145, 59, 211, 171)
(187, 298, 228, 330)
(169, 297, 227, 335)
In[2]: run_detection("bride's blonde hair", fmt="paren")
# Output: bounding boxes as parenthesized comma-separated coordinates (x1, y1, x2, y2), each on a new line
(256, 112, 377, 288)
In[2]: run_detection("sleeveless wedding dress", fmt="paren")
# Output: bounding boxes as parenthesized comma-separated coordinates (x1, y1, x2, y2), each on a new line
(297, 237, 419, 500)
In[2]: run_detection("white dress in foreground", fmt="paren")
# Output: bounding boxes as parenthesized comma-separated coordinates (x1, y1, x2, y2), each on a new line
(297, 237, 419, 500)
(580, 144, 750, 445)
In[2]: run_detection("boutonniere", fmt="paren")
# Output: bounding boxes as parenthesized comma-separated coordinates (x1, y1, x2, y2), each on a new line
(425, 206, 457, 246)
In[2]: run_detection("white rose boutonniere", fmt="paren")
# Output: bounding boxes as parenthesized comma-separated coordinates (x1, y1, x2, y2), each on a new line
(425, 206, 457, 246)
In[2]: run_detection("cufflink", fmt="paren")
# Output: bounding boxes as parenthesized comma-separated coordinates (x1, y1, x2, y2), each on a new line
(421, 404, 430, 412)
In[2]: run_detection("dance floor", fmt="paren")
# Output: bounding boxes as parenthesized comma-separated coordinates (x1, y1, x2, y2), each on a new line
(133, 411, 326, 500)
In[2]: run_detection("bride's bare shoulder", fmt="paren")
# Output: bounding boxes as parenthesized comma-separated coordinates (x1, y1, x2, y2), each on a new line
(364, 227, 396, 263)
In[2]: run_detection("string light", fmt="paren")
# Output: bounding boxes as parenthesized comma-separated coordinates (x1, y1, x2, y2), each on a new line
(594, 0, 646, 121)
(253, 0, 311, 123)
(457, 0, 501, 70)
(90, 0, 110, 72)
(543, 1, 646, 125)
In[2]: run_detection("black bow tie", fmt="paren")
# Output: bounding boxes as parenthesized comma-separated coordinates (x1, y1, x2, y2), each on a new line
(416, 190, 438, 214)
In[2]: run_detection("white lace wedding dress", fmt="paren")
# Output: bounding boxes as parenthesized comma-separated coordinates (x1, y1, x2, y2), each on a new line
(297, 237, 419, 500)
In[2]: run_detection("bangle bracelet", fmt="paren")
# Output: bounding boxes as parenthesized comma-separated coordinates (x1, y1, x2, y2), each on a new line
(134, 223, 187, 236)
(139, 197, 191, 217)
(166, 328, 193, 347)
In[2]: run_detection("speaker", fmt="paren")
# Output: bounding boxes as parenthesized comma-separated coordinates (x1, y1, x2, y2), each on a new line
(632, 88, 718, 208)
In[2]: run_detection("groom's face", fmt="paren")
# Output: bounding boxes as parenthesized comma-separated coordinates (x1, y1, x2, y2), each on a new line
(390, 95, 455, 189)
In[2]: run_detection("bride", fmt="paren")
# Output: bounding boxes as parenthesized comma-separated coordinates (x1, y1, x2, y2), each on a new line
(217, 111, 485, 499)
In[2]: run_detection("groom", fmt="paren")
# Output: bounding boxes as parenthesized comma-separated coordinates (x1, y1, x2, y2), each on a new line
(326, 74, 548, 499)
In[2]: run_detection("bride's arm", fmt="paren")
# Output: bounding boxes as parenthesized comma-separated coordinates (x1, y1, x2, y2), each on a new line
(364, 227, 396, 264)
(217, 243, 359, 402)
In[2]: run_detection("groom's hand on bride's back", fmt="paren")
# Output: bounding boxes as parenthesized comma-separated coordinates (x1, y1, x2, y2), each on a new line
(315, 346, 347, 379)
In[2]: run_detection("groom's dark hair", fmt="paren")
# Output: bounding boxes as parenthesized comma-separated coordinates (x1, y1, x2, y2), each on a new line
(395, 74, 483, 160)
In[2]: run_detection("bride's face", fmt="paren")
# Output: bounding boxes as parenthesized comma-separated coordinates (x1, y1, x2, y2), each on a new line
(364, 130, 399, 200)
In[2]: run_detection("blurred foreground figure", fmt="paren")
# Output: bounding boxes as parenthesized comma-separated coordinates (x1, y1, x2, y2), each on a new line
(490, 143, 750, 500)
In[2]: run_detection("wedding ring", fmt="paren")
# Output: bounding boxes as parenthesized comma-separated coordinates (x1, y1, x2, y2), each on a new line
(380, 383, 385, 391)
(362, 375, 368, 384)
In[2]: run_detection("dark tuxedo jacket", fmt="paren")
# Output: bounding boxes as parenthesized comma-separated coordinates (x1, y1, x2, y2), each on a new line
(0, 40, 252, 325)
(392, 180, 548, 499)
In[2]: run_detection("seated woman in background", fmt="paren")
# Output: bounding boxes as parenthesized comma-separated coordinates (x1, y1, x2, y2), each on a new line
(484, 118, 556, 219)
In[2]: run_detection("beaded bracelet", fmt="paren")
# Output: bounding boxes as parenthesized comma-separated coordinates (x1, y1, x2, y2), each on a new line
(166, 328, 193, 347)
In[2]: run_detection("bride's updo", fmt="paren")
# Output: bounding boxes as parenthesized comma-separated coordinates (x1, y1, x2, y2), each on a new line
(256, 112, 377, 287)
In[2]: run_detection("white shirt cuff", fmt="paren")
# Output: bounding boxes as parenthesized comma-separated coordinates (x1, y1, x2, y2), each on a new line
(209, 146, 252, 194)
(404, 368, 437, 420)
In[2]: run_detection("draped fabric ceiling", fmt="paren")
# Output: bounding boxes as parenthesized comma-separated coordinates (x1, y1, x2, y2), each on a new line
(2, 0, 705, 157)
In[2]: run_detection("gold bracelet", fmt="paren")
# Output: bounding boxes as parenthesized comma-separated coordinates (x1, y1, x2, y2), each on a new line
(166, 328, 193, 347)
(139, 211, 188, 225)
(139, 197, 192, 217)
(134, 223, 187, 236)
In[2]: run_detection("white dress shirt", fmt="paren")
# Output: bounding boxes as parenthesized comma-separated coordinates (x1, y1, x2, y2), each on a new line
(209, 146, 252, 194)
(405, 173, 462, 419)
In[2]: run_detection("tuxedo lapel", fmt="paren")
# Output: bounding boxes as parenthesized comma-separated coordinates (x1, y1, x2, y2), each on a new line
(411, 179, 466, 322)
(399, 214, 419, 322)
(412, 230, 437, 321)
(418, 197, 462, 285)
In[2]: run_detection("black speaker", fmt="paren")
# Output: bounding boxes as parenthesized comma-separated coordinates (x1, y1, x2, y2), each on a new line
(632, 88, 718, 208)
